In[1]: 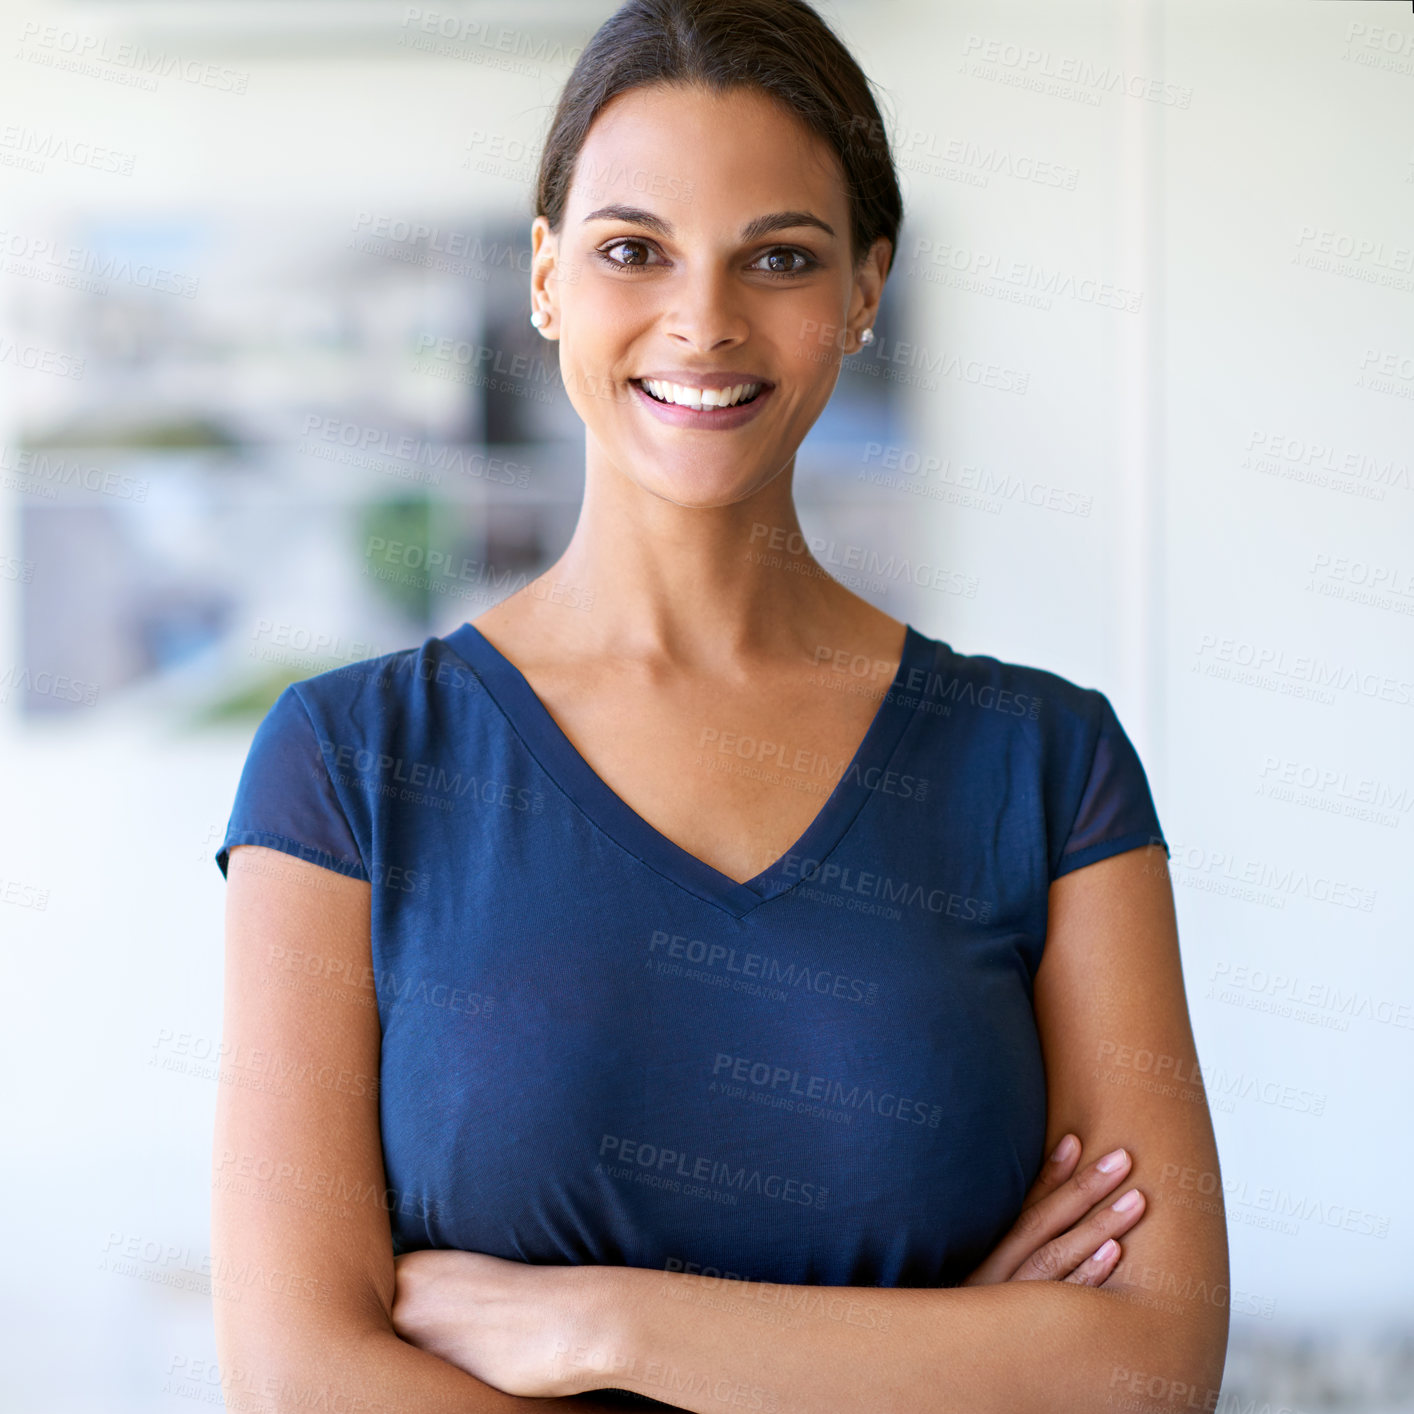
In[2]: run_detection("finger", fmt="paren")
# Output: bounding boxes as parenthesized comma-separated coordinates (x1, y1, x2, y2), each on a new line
(982, 1147, 1132, 1281)
(1012, 1146, 1133, 1244)
(1018, 1133, 1081, 1209)
(1011, 1187, 1147, 1282)
(1064, 1238, 1122, 1287)
(962, 1137, 1085, 1285)
(962, 1146, 1135, 1286)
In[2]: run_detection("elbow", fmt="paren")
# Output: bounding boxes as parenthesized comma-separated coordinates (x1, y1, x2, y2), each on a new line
(1098, 1285, 1230, 1412)
(213, 1302, 396, 1414)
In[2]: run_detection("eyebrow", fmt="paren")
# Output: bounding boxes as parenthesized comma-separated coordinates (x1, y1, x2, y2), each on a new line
(582, 204, 836, 241)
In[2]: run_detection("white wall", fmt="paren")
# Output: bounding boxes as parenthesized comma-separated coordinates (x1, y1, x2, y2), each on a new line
(852, 0, 1413, 1326)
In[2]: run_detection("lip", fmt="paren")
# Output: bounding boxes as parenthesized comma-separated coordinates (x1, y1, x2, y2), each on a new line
(634, 370, 773, 390)
(630, 377, 775, 430)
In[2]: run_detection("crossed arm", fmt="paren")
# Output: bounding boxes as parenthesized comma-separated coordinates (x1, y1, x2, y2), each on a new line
(214, 842, 1228, 1414)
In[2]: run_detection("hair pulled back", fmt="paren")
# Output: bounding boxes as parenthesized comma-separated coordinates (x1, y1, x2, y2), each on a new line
(534, 0, 903, 274)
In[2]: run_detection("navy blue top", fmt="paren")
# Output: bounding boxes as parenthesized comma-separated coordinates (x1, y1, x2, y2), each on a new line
(215, 622, 1168, 1289)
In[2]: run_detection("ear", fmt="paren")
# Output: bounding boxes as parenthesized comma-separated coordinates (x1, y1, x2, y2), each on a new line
(848, 235, 891, 337)
(529, 214, 561, 340)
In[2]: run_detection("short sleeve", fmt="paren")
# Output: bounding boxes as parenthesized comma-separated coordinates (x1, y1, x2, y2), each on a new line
(1050, 690, 1169, 881)
(214, 685, 370, 882)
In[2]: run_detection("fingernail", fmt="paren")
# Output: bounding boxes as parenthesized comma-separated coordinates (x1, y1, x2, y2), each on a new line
(1049, 1135, 1077, 1164)
(1112, 1189, 1142, 1213)
(1092, 1239, 1118, 1263)
(1097, 1148, 1128, 1173)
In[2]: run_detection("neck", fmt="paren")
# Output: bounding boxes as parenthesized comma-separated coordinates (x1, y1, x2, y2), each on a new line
(531, 439, 864, 671)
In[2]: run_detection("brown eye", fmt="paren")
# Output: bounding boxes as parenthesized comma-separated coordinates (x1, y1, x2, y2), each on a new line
(604, 239, 654, 267)
(753, 247, 815, 276)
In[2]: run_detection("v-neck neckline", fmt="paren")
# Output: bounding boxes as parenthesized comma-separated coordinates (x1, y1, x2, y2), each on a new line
(439, 621, 934, 918)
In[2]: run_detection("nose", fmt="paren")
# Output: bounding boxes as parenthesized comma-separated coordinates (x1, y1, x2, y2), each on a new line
(661, 263, 749, 354)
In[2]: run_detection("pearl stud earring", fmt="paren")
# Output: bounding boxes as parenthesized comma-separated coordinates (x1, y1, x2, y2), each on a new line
(859, 327, 875, 346)
(530, 310, 548, 328)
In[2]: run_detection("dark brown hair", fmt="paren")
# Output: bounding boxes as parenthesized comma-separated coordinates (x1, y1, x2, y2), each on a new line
(534, 0, 903, 275)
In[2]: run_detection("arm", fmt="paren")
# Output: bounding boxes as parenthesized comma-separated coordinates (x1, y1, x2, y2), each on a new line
(548, 845, 1229, 1414)
(211, 844, 640, 1414)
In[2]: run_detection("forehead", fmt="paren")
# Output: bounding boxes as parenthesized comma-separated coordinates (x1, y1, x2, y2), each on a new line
(566, 82, 847, 228)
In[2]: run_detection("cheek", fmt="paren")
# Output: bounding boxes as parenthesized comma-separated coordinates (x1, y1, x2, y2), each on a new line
(767, 289, 851, 374)
(568, 269, 647, 336)
(558, 284, 639, 399)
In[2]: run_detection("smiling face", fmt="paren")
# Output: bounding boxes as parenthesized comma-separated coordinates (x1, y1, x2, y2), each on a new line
(530, 82, 889, 509)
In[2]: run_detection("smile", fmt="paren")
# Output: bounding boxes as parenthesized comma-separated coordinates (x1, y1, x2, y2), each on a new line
(628, 376, 775, 429)
(637, 378, 764, 410)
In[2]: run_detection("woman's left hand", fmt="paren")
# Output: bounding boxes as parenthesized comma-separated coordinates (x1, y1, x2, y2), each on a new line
(391, 1249, 602, 1398)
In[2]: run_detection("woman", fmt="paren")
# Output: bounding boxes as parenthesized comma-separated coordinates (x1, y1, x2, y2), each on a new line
(212, 2, 1229, 1410)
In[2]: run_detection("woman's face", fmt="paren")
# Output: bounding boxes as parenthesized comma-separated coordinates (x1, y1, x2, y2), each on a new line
(531, 82, 889, 510)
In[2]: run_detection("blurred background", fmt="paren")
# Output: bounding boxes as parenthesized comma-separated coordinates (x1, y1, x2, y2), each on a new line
(1, 0, 1410, 1409)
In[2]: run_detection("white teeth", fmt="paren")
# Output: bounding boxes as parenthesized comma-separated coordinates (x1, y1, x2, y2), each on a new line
(642, 379, 763, 410)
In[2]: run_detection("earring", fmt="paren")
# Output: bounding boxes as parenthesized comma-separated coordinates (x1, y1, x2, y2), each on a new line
(530, 310, 548, 328)
(858, 327, 875, 346)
